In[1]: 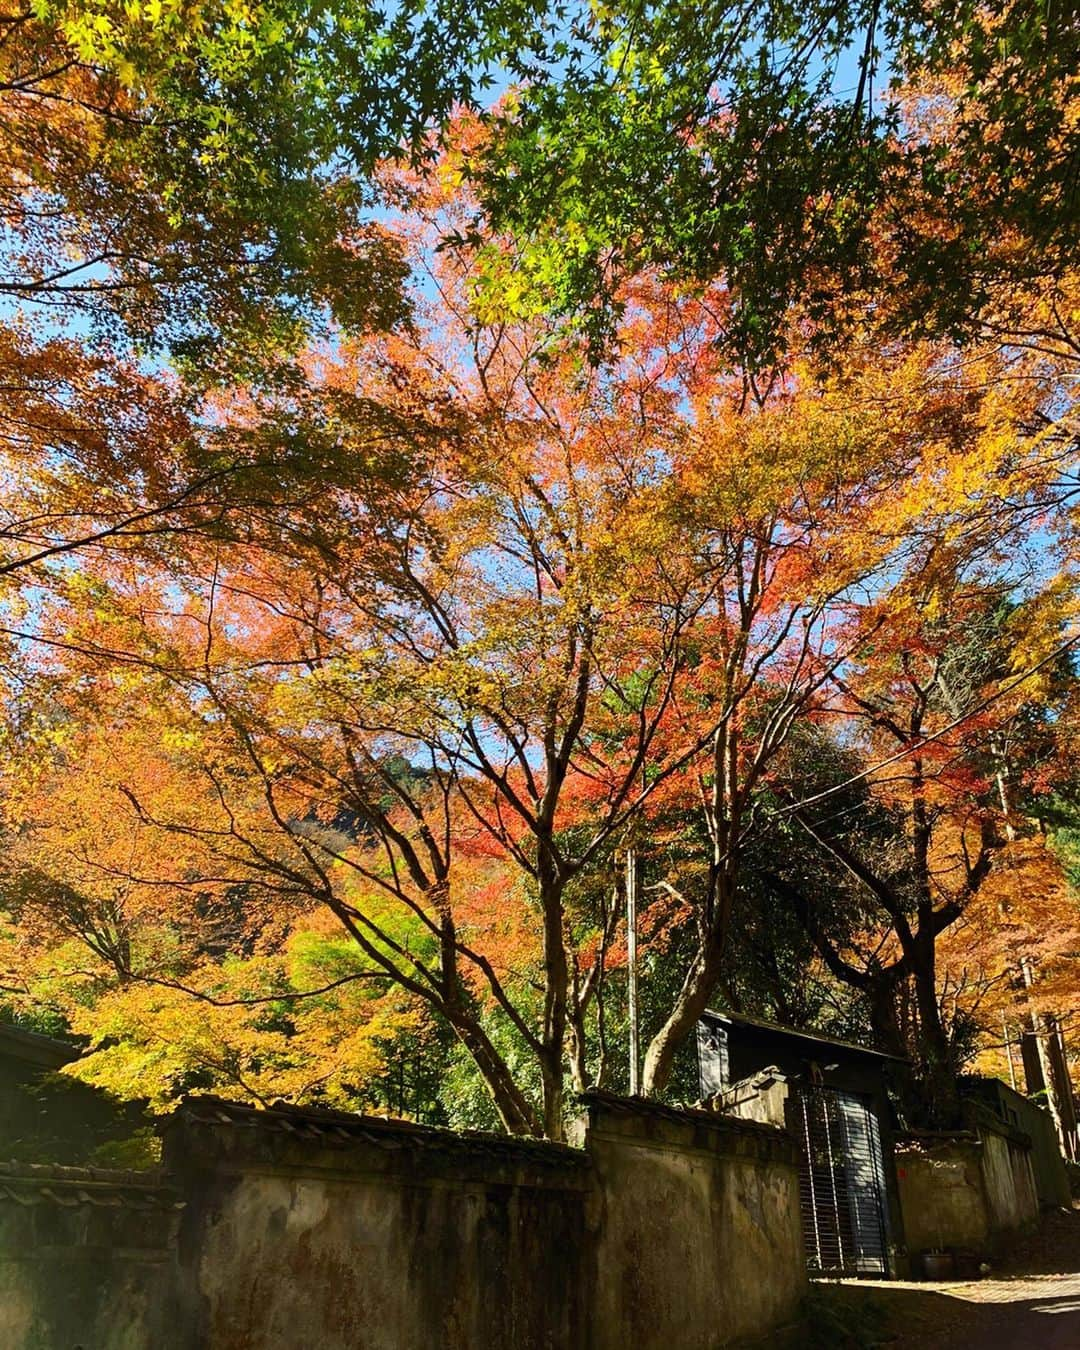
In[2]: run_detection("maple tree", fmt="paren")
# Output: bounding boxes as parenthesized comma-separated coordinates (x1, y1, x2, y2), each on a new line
(6, 275, 1074, 1135)
(476, 1, 1079, 368)
(3, 222, 736, 1135)
(0, 0, 405, 698)
(3, 0, 519, 363)
(0, 13, 1078, 1142)
(750, 566, 1080, 1125)
(6, 0, 1076, 613)
(18, 0, 1075, 373)
(0, 0, 545, 602)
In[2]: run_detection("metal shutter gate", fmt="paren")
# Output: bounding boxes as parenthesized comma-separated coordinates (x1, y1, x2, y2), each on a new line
(792, 1086, 889, 1277)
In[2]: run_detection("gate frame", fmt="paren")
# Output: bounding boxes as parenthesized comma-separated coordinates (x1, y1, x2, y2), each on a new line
(789, 1083, 892, 1279)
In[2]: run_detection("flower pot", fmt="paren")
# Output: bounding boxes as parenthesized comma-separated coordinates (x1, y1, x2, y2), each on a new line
(922, 1251, 955, 1281)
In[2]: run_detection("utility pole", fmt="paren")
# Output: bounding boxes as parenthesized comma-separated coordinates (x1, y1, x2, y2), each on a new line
(1019, 958, 1078, 1158)
(1002, 1011, 1017, 1091)
(626, 848, 639, 1096)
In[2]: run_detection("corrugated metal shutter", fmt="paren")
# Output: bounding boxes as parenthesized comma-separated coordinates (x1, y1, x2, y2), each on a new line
(792, 1086, 889, 1277)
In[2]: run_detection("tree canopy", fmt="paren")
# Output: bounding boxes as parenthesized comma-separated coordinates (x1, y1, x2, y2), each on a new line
(1, 2, 1079, 1144)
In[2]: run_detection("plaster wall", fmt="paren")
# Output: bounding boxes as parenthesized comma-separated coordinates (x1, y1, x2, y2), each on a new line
(895, 1139, 989, 1254)
(583, 1097, 805, 1350)
(0, 1094, 807, 1350)
(895, 1117, 1039, 1259)
(0, 1162, 182, 1350)
(961, 1077, 1071, 1208)
(170, 1119, 591, 1350)
(979, 1125, 1038, 1235)
(712, 1071, 790, 1129)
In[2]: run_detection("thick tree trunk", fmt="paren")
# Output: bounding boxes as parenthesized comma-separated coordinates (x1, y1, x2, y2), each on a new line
(907, 758, 962, 1128)
(641, 941, 724, 1096)
(1019, 1020, 1080, 1162)
(865, 973, 904, 1058)
(866, 972, 921, 1125)
(910, 953, 960, 1127)
(447, 1011, 543, 1137)
(541, 1055, 566, 1142)
(1043, 1018, 1079, 1161)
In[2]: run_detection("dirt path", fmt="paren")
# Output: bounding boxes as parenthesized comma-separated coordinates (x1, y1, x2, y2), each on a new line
(823, 1208, 1080, 1349)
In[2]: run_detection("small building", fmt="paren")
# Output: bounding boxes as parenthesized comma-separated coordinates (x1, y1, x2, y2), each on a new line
(697, 1009, 907, 1279)
(0, 1022, 78, 1159)
(0, 1021, 78, 1079)
(0, 1021, 145, 1164)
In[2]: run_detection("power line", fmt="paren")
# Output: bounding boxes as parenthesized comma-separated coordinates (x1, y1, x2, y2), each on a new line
(778, 631, 1080, 818)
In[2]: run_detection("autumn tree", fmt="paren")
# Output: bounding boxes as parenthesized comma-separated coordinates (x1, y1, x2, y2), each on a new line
(4, 118, 1078, 1137)
(3, 251, 739, 1136)
(1, 0, 556, 596)
(0, 285, 942, 1132)
(476, 1, 1080, 369)
(754, 573, 1077, 1124)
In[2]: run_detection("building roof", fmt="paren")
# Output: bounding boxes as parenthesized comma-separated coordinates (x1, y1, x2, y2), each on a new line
(0, 1159, 180, 1210)
(701, 1009, 908, 1063)
(0, 1022, 80, 1069)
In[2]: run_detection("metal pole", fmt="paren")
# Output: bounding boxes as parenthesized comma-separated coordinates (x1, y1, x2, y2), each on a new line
(626, 848, 639, 1096)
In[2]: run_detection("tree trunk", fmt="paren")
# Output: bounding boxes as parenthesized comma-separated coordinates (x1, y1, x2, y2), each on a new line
(910, 955, 960, 1127)
(866, 972, 921, 1126)
(865, 972, 905, 1058)
(1020, 1018, 1074, 1154)
(1044, 1018, 1079, 1161)
(541, 1050, 567, 1141)
(447, 1011, 543, 1137)
(642, 940, 724, 1096)
(1020, 964, 1079, 1160)
(566, 1004, 590, 1096)
(537, 843, 569, 1139)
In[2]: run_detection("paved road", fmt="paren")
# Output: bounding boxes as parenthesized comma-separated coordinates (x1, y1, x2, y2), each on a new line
(828, 1208, 1080, 1348)
(844, 1273, 1080, 1348)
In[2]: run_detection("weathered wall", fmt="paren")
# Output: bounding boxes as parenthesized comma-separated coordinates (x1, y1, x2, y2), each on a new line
(895, 1136, 990, 1254)
(896, 1114, 1040, 1260)
(0, 1161, 182, 1350)
(166, 1094, 805, 1350)
(979, 1121, 1039, 1235)
(0, 1093, 806, 1350)
(960, 1076, 1070, 1209)
(581, 1093, 805, 1350)
(710, 1068, 792, 1130)
(166, 1099, 593, 1350)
